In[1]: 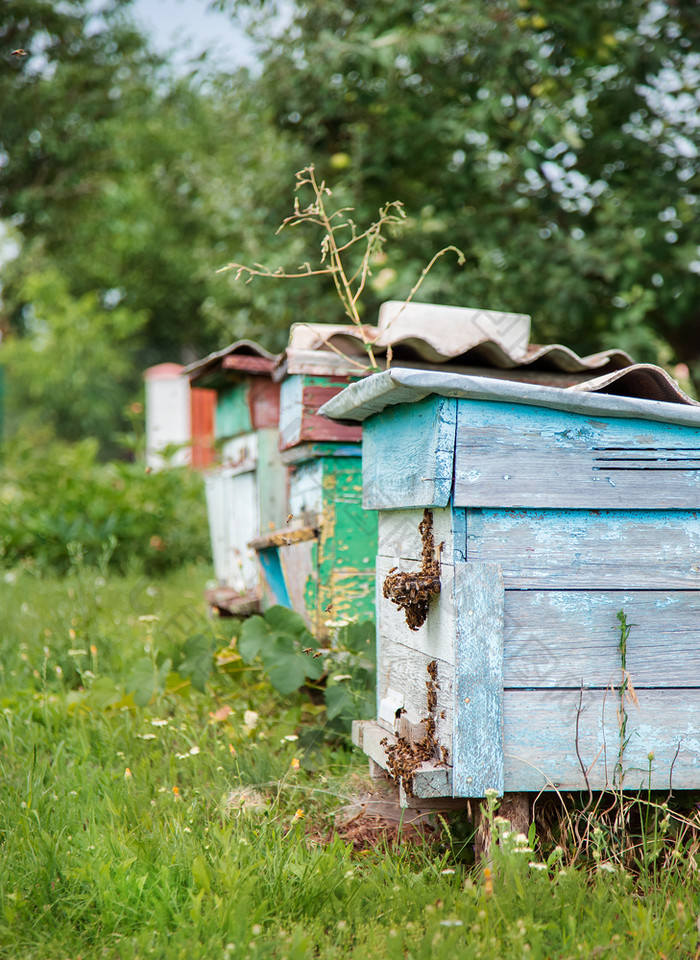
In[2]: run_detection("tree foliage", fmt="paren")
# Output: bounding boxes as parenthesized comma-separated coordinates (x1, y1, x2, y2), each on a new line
(225, 0, 700, 384)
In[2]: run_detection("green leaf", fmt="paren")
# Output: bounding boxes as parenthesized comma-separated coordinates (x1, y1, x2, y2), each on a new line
(267, 651, 310, 696)
(126, 657, 159, 707)
(238, 616, 270, 663)
(324, 683, 354, 722)
(264, 605, 309, 639)
(178, 633, 215, 692)
(191, 855, 211, 892)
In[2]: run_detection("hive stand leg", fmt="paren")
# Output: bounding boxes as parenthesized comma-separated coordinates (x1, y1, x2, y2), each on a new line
(474, 793, 531, 861)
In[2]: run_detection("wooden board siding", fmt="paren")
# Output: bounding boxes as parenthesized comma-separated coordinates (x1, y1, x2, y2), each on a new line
(204, 468, 259, 593)
(190, 386, 216, 468)
(315, 459, 377, 632)
(378, 506, 467, 565)
(248, 377, 280, 429)
(465, 507, 700, 589)
(453, 562, 505, 797)
(216, 383, 253, 440)
(503, 591, 700, 689)
(362, 396, 457, 510)
(279, 375, 363, 450)
(503, 689, 700, 792)
(454, 400, 700, 509)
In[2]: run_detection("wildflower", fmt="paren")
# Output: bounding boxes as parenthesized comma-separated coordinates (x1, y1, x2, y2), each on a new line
(151, 718, 169, 727)
(173, 786, 180, 797)
(441, 868, 456, 875)
(124, 768, 132, 781)
(189, 746, 200, 756)
(597, 863, 615, 873)
(484, 787, 499, 800)
(440, 920, 463, 928)
(293, 808, 304, 821)
(283, 734, 299, 742)
(291, 758, 300, 771)
(483, 867, 493, 898)
(332, 674, 352, 682)
(90, 644, 98, 655)
(251, 925, 262, 936)
(229, 743, 236, 756)
(209, 705, 232, 723)
(243, 710, 259, 731)
(528, 862, 547, 871)
(138, 615, 159, 623)
(69, 628, 76, 640)
(137, 733, 157, 741)
(68, 649, 87, 657)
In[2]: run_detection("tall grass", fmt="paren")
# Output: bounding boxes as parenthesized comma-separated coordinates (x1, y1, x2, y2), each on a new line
(1, 566, 699, 959)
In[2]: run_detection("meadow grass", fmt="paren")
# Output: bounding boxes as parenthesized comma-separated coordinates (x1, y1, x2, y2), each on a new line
(1, 566, 699, 959)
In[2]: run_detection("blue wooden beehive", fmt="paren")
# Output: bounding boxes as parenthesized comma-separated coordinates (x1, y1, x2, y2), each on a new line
(321, 367, 700, 802)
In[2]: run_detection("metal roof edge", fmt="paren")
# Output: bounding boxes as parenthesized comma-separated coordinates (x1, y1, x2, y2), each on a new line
(319, 368, 700, 428)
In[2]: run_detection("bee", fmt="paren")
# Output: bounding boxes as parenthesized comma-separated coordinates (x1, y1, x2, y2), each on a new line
(286, 513, 293, 524)
(12, 49, 27, 58)
(324, 602, 333, 613)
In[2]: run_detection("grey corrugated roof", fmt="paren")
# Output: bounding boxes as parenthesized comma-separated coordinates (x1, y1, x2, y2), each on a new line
(319, 368, 700, 428)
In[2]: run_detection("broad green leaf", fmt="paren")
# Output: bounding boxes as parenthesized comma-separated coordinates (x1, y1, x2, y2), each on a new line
(324, 683, 354, 721)
(264, 605, 309, 639)
(178, 633, 215, 692)
(238, 616, 270, 663)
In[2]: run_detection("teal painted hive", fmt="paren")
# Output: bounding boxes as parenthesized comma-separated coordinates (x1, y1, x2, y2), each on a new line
(321, 367, 700, 802)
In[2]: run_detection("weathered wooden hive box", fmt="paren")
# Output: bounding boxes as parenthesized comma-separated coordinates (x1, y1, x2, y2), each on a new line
(186, 341, 287, 615)
(251, 323, 377, 636)
(321, 366, 700, 801)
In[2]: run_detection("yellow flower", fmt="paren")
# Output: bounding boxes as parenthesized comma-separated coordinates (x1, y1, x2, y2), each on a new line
(124, 768, 132, 782)
(291, 758, 300, 771)
(173, 785, 180, 797)
(483, 867, 493, 898)
(293, 808, 304, 822)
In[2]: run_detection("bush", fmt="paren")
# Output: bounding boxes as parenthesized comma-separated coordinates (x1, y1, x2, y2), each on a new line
(0, 433, 211, 575)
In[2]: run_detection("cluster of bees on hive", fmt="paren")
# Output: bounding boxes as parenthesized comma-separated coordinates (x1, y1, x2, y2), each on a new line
(380, 659, 450, 797)
(382, 509, 442, 630)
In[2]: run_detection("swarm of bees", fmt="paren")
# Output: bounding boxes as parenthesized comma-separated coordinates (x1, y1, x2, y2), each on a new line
(382, 509, 442, 631)
(380, 659, 450, 797)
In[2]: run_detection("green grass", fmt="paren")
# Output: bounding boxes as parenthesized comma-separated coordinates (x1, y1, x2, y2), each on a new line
(1, 566, 699, 959)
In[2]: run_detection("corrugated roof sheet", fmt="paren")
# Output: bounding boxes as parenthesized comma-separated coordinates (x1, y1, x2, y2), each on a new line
(319, 368, 700, 428)
(184, 340, 279, 384)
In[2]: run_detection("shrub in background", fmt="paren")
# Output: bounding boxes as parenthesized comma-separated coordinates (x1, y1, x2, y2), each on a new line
(0, 432, 210, 575)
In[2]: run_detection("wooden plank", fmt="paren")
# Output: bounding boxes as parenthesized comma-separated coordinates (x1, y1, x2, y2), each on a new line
(363, 396, 457, 509)
(300, 383, 363, 445)
(503, 590, 700, 688)
(466, 507, 700, 589)
(378, 639, 453, 758)
(377, 555, 455, 665)
(278, 375, 304, 450)
(279, 376, 362, 451)
(215, 383, 252, 440)
(280, 442, 361, 465)
(289, 460, 324, 516)
(204, 468, 259, 592)
(256, 428, 288, 533)
(352, 720, 452, 801)
(221, 432, 257, 473)
(316, 459, 377, 630)
(454, 399, 700, 509)
(278, 538, 317, 631)
(503, 689, 700, 792)
(453, 562, 505, 797)
(377, 506, 467, 565)
(248, 377, 280, 429)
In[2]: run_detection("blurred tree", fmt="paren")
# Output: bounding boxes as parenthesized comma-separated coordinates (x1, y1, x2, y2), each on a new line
(0, 0, 305, 449)
(221, 0, 700, 387)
